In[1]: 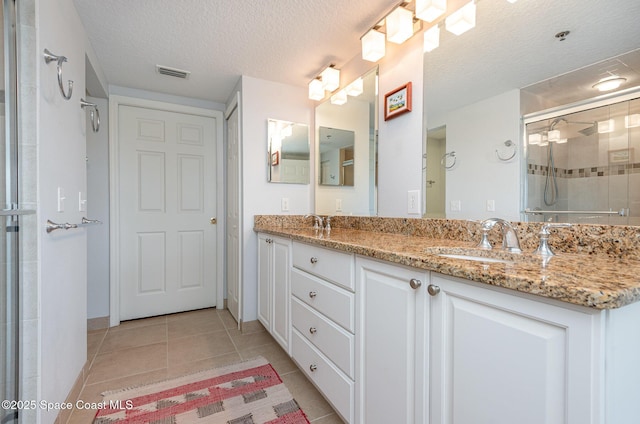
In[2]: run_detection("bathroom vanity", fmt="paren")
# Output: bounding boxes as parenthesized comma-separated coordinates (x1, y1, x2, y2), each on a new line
(255, 216, 640, 424)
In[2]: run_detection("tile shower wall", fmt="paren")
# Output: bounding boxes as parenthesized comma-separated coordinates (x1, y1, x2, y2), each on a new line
(526, 98, 640, 225)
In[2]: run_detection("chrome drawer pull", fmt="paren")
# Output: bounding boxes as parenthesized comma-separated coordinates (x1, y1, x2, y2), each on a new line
(310, 257, 318, 264)
(309, 291, 317, 298)
(309, 327, 317, 334)
(309, 364, 318, 372)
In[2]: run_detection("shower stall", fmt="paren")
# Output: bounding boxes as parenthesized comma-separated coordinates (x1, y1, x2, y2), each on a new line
(525, 95, 640, 224)
(1, 1, 22, 424)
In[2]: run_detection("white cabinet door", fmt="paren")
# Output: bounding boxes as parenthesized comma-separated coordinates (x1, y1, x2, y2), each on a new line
(429, 273, 601, 424)
(257, 233, 291, 353)
(355, 256, 428, 424)
(257, 234, 271, 329)
(271, 236, 291, 351)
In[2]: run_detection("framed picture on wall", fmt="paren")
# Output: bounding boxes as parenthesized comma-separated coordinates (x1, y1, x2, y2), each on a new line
(271, 151, 280, 166)
(384, 82, 412, 121)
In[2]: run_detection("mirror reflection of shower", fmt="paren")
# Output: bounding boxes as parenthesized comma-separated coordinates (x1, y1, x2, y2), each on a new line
(525, 96, 639, 224)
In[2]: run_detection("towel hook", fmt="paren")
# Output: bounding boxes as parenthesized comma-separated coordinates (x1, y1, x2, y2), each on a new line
(43, 49, 73, 100)
(495, 140, 517, 161)
(440, 151, 456, 169)
(80, 98, 100, 132)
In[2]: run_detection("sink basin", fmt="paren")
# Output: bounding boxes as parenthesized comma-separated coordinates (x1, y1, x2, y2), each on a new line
(437, 253, 514, 264)
(424, 247, 520, 264)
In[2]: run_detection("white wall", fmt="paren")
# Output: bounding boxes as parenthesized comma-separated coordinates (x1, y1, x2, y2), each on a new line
(238, 76, 313, 322)
(86, 96, 110, 319)
(443, 90, 521, 221)
(36, 0, 96, 421)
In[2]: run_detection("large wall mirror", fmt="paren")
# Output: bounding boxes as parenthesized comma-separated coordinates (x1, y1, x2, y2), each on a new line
(422, 0, 640, 223)
(316, 67, 378, 216)
(268, 119, 310, 184)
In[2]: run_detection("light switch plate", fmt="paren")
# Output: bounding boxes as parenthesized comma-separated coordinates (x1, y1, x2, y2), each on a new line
(486, 199, 495, 212)
(57, 187, 65, 212)
(336, 199, 342, 212)
(281, 198, 290, 212)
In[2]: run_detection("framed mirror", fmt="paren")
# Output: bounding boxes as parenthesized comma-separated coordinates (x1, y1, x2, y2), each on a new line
(315, 67, 378, 216)
(422, 0, 640, 222)
(267, 119, 310, 184)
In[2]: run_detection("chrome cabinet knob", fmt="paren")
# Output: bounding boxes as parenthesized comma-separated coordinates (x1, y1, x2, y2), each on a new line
(310, 257, 318, 264)
(309, 364, 317, 372)
(409, 278, 422, 289)
(427, 284, 441, 296)
(309, 327, 317, 334)
(309, 291, 317, 298)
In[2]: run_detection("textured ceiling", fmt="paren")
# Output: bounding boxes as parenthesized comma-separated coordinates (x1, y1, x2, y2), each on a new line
(73, 0, 399, 103)
(424, 0, 640, 120)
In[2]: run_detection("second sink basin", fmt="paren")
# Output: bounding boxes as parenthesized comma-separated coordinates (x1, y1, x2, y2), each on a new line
(424, 246, 522, 264)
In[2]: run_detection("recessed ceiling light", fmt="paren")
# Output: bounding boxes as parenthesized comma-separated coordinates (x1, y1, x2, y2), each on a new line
(592, 76, 627, 92)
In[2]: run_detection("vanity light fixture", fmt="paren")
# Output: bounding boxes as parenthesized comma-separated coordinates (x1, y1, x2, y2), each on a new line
(415, 0, 446, 23)
(386, 6, 415, 44)
(506, 0, 517, 3)
(345, 77, 364, 97)
(625, 114, 640, 128)
(321, 65, 340, 92)
(528, 133, 542, 145)
(445, 1, 476, 36)
(592, 75, 627, 92)
(598, 119, 615, 134)
(547, 129, 561, 142)
(331, 90, 348, 105)
(423, 25, 440, 52)
(308, 78, 325, 101)
(556, 138, 568, 144)
(361, 28, 386, 62)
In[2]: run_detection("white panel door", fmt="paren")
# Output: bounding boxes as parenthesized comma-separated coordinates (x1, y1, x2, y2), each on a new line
(226, 105, 241, 322)
(118, 105, 217, 320)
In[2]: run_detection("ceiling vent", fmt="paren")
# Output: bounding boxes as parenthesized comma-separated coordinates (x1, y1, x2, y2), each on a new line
(156, 65, 191, 79)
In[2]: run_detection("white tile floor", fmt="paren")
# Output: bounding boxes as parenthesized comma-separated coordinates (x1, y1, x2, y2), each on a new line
(65, 308, 343, 423)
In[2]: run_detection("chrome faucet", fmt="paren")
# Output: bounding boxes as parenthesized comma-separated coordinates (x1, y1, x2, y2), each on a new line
(478, 218, 522, 253)
(304, 214, 324, 230)
(533, 223, 571, 256)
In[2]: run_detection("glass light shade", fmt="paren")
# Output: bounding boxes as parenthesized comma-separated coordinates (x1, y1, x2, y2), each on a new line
(598, 119, 615, 133)
(416, 0, 447, 22)
(556, 138, 568, 144)
(547, 129, 561, 142)
(625, 114, 640, 128)
(539, 140, 549, 147)
(345, 78, 364, 97)
(362, 29, 386, 62)
(592, 76, 626, 92)
(321, 66, 340, 92)
(308, 78, 324, 101)
(528, 133, 541, 145)
(423, 25, 440, 52)
(330, 90, 348, 105)
(445, 1, 476, 35)
(507, 0, 517, 3)
(386, 7, 414, 44)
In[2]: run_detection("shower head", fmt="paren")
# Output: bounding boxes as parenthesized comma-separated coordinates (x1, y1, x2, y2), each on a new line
(578, 123, 598, 136)
(549, 117, 597, 137)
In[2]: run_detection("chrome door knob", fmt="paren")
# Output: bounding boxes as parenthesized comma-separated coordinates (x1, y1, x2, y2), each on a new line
(309, 364, 318, 372)
(309, 327, 317, 334)
(427, 284, 441, 296)
(409, 278, 422, 289)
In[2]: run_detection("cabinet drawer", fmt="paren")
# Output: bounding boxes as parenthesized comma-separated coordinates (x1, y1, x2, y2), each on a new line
(291, 329, 354, 423)
(292, 297, 354, 379)
(291, 268, 355, 332)
(293, 242, 354, 291)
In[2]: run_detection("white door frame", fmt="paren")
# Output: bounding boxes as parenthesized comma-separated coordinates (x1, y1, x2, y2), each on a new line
(109, 95, 225, 327)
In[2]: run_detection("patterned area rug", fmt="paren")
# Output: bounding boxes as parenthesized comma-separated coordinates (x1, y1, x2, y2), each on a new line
(93, 356, 310, 423)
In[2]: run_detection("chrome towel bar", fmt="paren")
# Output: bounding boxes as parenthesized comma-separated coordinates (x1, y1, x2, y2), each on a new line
(46, 217, 103, 233)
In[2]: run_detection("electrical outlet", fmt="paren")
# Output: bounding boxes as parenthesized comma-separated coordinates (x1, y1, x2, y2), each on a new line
(408, 190, 420, 214)
(450, 200, 461, 212)
(336, 199, 343, 212)
(486, 199, 495, 212)
(57, 187, 65, 212)
(281, 197, 290, 212)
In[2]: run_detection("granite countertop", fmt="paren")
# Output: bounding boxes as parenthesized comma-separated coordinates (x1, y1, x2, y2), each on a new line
(254, 225, 640, 310)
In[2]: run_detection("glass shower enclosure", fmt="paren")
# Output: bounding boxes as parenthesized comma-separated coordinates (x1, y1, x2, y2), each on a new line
(1, 1, 21, 423)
